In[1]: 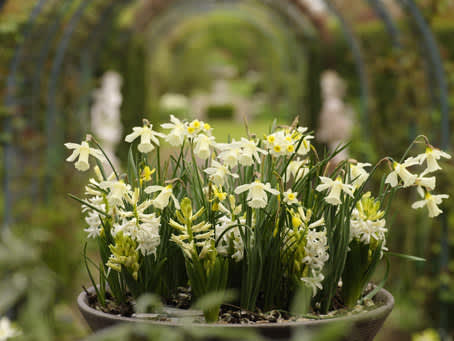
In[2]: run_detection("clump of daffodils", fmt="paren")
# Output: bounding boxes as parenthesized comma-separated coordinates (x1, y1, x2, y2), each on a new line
(67, 117, 450, 321)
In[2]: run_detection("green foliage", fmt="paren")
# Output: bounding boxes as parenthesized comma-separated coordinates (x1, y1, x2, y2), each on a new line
(206, 104, 235, 120)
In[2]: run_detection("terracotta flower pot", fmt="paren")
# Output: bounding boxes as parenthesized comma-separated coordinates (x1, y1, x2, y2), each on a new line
(78, 287, 394, 341)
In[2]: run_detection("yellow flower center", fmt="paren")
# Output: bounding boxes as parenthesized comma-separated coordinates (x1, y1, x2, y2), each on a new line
(287, 145, 295, 153)
(274, 145, 281, 153)
(267, 135, 275, 144)
(204, 123, 211, 130)
(288, 193, 295, 200)
(188, 127, 195, 134)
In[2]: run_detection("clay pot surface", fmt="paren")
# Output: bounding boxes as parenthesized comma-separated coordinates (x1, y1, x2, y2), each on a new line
(78, 287, 394, 341)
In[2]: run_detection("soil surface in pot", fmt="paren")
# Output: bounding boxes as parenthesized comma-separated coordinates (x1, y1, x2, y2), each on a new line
(83, 284, 382, 325)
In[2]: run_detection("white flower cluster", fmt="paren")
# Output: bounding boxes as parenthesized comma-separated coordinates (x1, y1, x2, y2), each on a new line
(350, 209, 387, 246)
(215, 215, 245, 262)
(286, 207, 329, 297)
(349, 192, 388, 255)
(81, 171, 163, 257)
(264, 127, 313, 157)
(385, 146, 451, 218)
(65, 116, 451, 305)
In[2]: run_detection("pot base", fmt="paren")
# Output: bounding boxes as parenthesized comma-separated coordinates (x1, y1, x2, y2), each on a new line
(78, 287, 394, 341)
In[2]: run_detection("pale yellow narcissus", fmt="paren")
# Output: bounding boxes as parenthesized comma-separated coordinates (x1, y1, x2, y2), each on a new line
(287, 159, 309, 181)
(414, 175, 436, 198)
(160, 115, 188, 147)
(100, 180, 131, 207)
(316, 176, 354, 206)
(125, 124, 165, 153)
(217, 141, 241, 168)
(194, 134, 216, 160)
(204, 160, 238, 186)
(411, 192, 449, 218)
(385, 157, 419, 188)
(145, 184, 180, 210)
(350, 162, 371, 188)
(417, 146, 451, 174)
(187, 119, 202, 137)
(238, 138, 267, 166)
(65, 140, 104, 172)
(283, 189, 299, 205)
(234, 180, 280, 208)
(297, 135, 314, 156)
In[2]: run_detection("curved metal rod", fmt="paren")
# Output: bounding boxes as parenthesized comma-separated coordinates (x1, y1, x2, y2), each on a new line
(45, 0, 93, 197)
(73, 0, 129, 135)
(368, 0, 401, 48)
(135, 0, 321, 41)
(31, 1, 74, 128)
(396, 2, 450, 339)
(145, 1, 294, 60)
(398, 0, 450, 149)
(3, 0, 48, 229)
(323, 0, 370, 134)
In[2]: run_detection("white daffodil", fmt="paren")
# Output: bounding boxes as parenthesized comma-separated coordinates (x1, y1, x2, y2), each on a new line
(204, 160, 238, 186)
(417, 146, 451, 174)
(217, 141, 242, 167)
(125, 124, 165, 153)
(0, 317, 21, 340)
(65, 141, 104, 172)
(414, 175, 436, 198)
(238, 138, 267, 166)
(202, 122, 213, 135)
(283, 189, 299, 205)
(234, 180, 279, 208)
(145, 184, 180, 210)
(350, 162, 371, 188)
(194, 134, 215, 160)
(287, 159, 309, 181)
(412, 192, 449, 218)
(316, 176, 354, 206)
(265, 130, 290, 157)
(160, 115, 187, 146)
(187, 119, 203, 137)
(301, 270, 324, 297)
(101, 180, 131, 207)
(296, 135, 314, 156)
(385, 158, 419, 188)
(290, 207, 325, 230)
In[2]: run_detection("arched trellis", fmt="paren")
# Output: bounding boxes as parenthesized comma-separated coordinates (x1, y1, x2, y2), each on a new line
(142, 0, 313, 122)
(1, 1, 451, 335)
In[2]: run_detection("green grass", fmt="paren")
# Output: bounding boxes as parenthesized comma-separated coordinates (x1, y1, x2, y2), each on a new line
(209, 118, 282, 142)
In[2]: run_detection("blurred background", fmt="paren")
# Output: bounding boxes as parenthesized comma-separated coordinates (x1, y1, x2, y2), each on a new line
(0, 0, 453, 340)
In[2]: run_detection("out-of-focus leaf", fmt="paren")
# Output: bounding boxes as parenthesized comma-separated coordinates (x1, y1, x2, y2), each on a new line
(193, 289, 237, 312)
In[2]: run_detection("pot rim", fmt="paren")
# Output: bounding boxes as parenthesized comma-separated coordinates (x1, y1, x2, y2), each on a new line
(77, 286, 394, 328)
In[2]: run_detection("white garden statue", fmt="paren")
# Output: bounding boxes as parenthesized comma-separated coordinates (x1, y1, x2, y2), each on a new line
(316, 70, 353, 167)
(90, 71, 123, 170)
